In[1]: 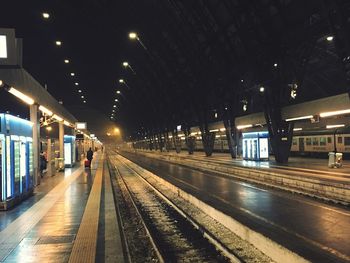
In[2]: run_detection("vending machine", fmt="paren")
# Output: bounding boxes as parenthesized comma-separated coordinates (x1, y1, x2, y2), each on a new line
(64, 135, 76, 167)
(242, 131, 269, 161)
(0, 114, 33, 210)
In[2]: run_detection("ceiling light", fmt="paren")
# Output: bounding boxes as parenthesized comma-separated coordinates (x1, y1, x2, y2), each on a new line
(78, 89, 82, 93)
(116, 90, 121, 94)
(46, 126, 52, 131)
(81, 95, 84, 98)
(8, 87, 34, 105)
(119, 79, 124, 83)
(326, 124, 344, 129)
(122, 61, 129, 67)
(285, 115, 313, 122)
(237, 124, 253, 130)
(326, 36, 334, 41)
(63, 120, 71, 126)
(259, 86, 265, 93)
(75, 82, 79, 86)
(0, 80, 3, 87)
(70, 72, 75, 76)
(114, 98, 118, 102)
(55, 41, 62, 46)
(64, 59, 69, 64)
(273, 63, 278, 67)
(39, 105, 53, 116)
(129, 32, 138, 39)
(113, 105, 117, 108)
(320, 109, 350, 118)
(293, 128, 303, 131)
(52, 114, 63, 122)
(42, 12, 50, 19)
(83, 100, 86, 103)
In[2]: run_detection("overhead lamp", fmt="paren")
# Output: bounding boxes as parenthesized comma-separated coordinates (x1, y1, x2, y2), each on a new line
(55, 41, 62, 46)
(273, 63, 278, 67)
(326, 124, 344, 129)
(237, 124, 253, 130)
(39, 105, 53, 116)
(83, 100, 87, 103)
(320, 109, 350, 118)
(52, 114, 63, 121)
(42, 12, 50, 19)
(81, 95, 84, 98)
(114, 98, 118, 102)
(119, 79, 124, 83)
(78, 89, 82, 93)
(285, 115, 313, 122)
(70, 72, 75, 76)
(116, 90, 121, 94)
(112, 109, 115, 112)
(75, 82, 79, 86)
(63, 120, 71, 126)
(122, 61, 129, 67)
(46, 126, 52, 131)
(240, 79, 244, 82)
(0, 80, 3, 87)
(293, 128, 303, 131)
(129, 32, 138, 40)
(64, 59, 69, 64)
(259, 86, 265, 93)
(113, 105, 117, 108)
(8, 87, 34, 105)
(326, 36, 334, 41)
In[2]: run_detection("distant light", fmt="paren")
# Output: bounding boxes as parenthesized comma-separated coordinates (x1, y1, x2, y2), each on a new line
(326, 124, 345, 129)
(0, 80, 3, 87)
(70, 72, 75, 76)
(75, 82, 79, 86)
(241, 79, 244, 83)
(273, 63, 278, 67)
(8, 87, 34, 105)
(116, 90, 121, 94)
(112, 109, 115, 112)
(122, 61, 129, 67)
(83, 100, 86, 103)
(119, 79, 124, 83)
(326, 36, 334, 41)
(237, 124, 253, 130)
(259, 86, 265, 93)
(293, 128, 302, 131)
(214, 112, 218, 118)
(63, 120, 71, 126)
(243, 104, 248, 112)
(64, 59, 69, 64)
(55, 41, 62, 46)
(114, 128, 120, 133)
(42, 12, 50, 19)
(78, 89, 82, 93)
(320, 108, 350, 118)
(114, 98, 118, 102)
(129, 32, 138, 40)
(81, 95, 84, 98)
(286, 115, 313, 122)
(113, 105, 117, 108)
(46, 126, 52, 131)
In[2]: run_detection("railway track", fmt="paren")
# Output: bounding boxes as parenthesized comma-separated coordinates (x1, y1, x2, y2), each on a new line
(109, 154, 240, 263)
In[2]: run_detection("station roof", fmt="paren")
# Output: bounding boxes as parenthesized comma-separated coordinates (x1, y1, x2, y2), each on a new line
(0, 68, 77, 124)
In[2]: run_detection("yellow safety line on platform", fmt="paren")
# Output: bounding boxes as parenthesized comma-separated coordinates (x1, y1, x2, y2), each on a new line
(68, 155, 104, 263)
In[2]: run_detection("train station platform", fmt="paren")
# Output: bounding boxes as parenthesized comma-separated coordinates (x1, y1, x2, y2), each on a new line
(128, 149, 350, 204)
(0, 151, 124, 263)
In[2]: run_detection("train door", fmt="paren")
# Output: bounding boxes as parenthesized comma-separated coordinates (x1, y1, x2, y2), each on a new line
(299, 138, 304, 152)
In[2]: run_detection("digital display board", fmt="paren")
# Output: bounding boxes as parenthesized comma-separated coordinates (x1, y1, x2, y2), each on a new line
(0, 35, 7, 58)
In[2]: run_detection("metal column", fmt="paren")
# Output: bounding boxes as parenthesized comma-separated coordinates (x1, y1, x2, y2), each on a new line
(59, 121, 64, 169)
(30, 104, 40, 186)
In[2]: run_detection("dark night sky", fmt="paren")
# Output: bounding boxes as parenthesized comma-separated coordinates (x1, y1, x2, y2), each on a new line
(1, 1, 348, 138)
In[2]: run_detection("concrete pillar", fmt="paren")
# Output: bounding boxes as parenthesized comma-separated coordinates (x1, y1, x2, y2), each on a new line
(30, 104, 40, 186)
(59, 121, 64, 169)
(46, 138, 55, 176)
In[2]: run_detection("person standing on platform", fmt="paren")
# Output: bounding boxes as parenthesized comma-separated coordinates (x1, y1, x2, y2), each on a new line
(40, 152, 47, 178)
(86, 147, 94, 168)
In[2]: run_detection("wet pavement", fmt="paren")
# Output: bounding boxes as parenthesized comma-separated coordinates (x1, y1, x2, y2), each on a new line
(0, 160, 98, 262)
(122, 151, 350, 263)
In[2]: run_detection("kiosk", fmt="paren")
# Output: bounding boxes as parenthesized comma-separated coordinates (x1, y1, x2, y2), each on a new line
(64, 135, 76, 167)
(0, 114, 34, 210)
(242, 131, 269, 161)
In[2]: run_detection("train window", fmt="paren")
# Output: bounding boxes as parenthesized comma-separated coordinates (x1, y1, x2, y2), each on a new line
(344, 137, 350, 146)
(338, 137, 343, 144)
(327, 137, 332, 144)
(292, 138, 297, 145)
(306, 138, 311, 146)
(312, 137, 319, 145)
(320, 137, 326, 146)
